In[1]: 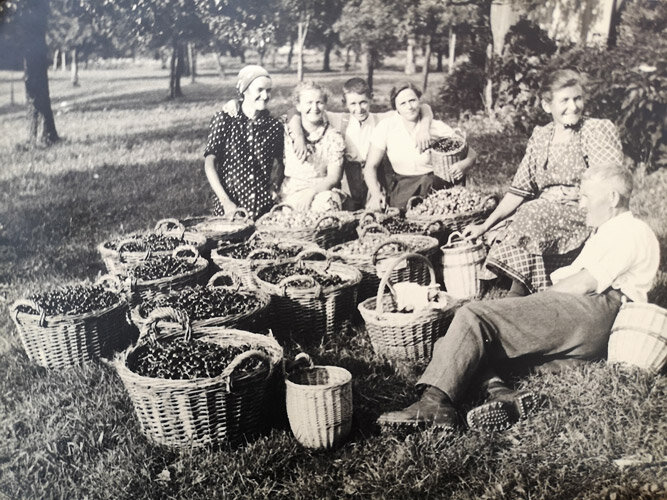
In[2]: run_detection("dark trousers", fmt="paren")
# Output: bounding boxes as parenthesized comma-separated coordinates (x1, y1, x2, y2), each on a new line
(418, 289, 623, 402)
(341, 160, 368, 211)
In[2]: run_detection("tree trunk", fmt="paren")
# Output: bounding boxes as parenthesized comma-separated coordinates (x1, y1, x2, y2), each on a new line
(71, 47, 79, 86)
(322, 37, 333, 72)
(216, 53, 226, 78)
(287, 34, 295, 68)
(188, 42, 196, 83)
(343, 45, 351, 71)
(484, 42, 494, 117)
(421, 36, 432, 93)
(436, 52, 443, 72)
(448, 27, 456, 73)
(296, 17, 310, 82)
(182, 46, 190, 77)
(60, 49, 66, 71)
(239, 49, 245, 64)
(362, 45, 374, 94)
(405, 35, 416, 75)
(24, 20, 59, 145)
(169, 41, 184, 98)
(52, 49, 59, 71)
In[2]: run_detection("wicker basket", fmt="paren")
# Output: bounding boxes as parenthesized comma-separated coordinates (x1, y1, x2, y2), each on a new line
(358, 253, 455, 362)
(126, 245, 209, 305)
(11, 275, 131, 369)
(180, 208, 255, 249)
(253, 251, 362, 344)
(255, 203, 358, 250)
(129, 271, 271, 335)
(115, 308, 284, 448)
(608, 302, 667, 374)
(405, 193, 498, 233)
(355, 208, 401, 237)
(211, 234, 322, 288)
(99, 218, 208, 276)
(440, 231, 487, 299)
(429, 133, 468, 184)
(329, 225, 439, 302)
(285, 353, 353, 449)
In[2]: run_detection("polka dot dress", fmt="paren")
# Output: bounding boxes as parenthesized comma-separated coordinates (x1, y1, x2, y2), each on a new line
(203, 109, 284, 219)
(484, 118, 623, 292)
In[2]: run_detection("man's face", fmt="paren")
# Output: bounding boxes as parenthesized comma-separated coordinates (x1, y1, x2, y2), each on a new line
(579, 178, 613, 228)
(243, 76, 272, 112)
(344, 92, 370, 123)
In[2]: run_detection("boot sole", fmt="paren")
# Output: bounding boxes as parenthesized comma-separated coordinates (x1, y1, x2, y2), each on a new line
(466, 391, 540, 432)
(377, 414, 457, 434)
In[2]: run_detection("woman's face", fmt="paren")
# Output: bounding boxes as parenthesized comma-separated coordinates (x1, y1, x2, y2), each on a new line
(542, 84, 585, 128)
(344, 92, 371, 123)
(242, 76, 272, 113)
(296, 89, 326, 126)
(394, 88, 421, 122)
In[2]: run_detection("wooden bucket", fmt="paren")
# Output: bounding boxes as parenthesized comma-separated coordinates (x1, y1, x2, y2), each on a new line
(608, 302, 667, 374)
(440, 231, 486, 299)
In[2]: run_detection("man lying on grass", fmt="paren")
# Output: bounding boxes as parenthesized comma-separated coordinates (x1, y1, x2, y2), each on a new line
(378, 163, 660, 433)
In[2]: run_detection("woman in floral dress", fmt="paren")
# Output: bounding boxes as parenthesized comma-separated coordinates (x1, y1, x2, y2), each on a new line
(464, 68, 623, 296)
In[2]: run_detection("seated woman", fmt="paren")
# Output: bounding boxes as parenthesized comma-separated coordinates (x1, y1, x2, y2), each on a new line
(364, 82, 477, 211)
(463, 68, 624, 296)
(280, 81, 346, 212)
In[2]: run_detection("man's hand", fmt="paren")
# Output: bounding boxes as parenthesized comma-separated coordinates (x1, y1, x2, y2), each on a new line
(222, 99, 240, 117)
(366, 192, 387, 212)
(415, 128, 432, 153)
(462, 223, 486, 239)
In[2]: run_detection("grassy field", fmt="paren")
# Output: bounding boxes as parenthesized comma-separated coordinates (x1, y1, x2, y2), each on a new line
(0, 56, 665, 499)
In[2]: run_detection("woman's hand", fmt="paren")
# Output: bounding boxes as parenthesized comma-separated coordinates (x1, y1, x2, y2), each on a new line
(449, 160, 465, 182)
(291, 188, 316, 211)
(415, 129, 432, 153)
(366, 192, 387, 212)
(222, 99, 240, 117)
(293, 135, 308, 162)
(220, 198, 238, 216)
(462, 223, 486, 239)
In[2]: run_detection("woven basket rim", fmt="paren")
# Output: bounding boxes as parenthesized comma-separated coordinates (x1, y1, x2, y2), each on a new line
(129, 257, 208, 287)
(12, 294, 127, 324)
(99, 231, 207, 253)
(255, 210, 356, 231)
(253, 260, 362, 296)
(212, 238, 320, 263)
(357, 293, 455, 323)
(285, 365, 352, 388)
(430, 136, 467, 157)
(115, 327, 283, 388)
(330, 234, 438, 258)
(180, 216, 255, 238)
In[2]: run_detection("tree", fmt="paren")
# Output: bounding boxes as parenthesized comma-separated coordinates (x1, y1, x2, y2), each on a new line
(1, 0, 59, 145)
(335, 0, 400, 92)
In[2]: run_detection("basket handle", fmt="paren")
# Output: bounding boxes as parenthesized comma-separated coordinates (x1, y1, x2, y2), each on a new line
(295, 249, 329, 264)
(269, 203, 295, 214)
(371, 239, 410, 266)
(444, 230, 465, 247)
(230, 207, 250, 222)
(314, 214, 341, 231)
(406, 196, 423, 211)
(207, 270, 243, 289)
(171, 244, 199, 263)
(279, 274, 322, 297)
(12, 299, 46, 327)
(359, 223, 390, 239)
(96, 273, 124, 293)
(154, 218, 186, 239)
(375, 252, 437, 314)
(247, 247, 278, 261)
(424, 220, 444, 235)
(145, 306, 192, 343)
(358, 211, 378, 228)
(285, 352, 313, 374)
(482, 194, 499, 211)
(220, 349, 273, 391)
(117, 237, 151, 263)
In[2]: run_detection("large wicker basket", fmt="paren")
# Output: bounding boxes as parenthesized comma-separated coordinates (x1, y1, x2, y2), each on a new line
(440, 231, 487, 299)
(211, 234, 322, 288)
(115, 308, 284, 448)
(285, 353, 353, 449)
(11, 275, 131, 369)
(608, 302, 667, 374)
(429, 133, 468, 184)
(405, 192, 498, 233)
(126, 245, 209, 305)
(129, 271, 271, 335)
(99, 218, 208, 276)
(255, 203, 358, 249)
(328, 225, 439, 302)
(180, 208, 255, 250)
(253, 252, 362, 344)
(358, 253, 455, 362)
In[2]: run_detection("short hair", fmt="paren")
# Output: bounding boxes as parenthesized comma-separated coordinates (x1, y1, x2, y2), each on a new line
(293, 80, 328, 105)
(389, 82, 422, 110)
(342, 78, 371, 98)
(582, 164, 633, 205)
(540, 68, 586, 102)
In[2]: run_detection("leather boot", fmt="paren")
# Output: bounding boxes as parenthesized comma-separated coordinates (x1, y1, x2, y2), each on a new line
(466, 385, 541, 432)
(377, 386, 459, 432)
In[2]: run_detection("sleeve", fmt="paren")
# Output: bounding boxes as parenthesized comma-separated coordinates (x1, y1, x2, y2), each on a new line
(327, 129, 346, 172)
(204, 112, 227, 158)
(370, 118, 389, 152)
(582, 119, 624, 168)
(580, 231, 636, 294)
(326, 111, 345, 133)
(508, 130, 540, 198)
(429, 120, 456, 138)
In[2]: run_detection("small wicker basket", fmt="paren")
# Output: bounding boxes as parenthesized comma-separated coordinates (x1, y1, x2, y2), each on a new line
(406, 193, 498, 233)
(440, 231, 487, 299)
(358, 253, 455, 362)
(608, 302, 667, 374)
(285, 354, 353, 449)
(126, 245, 209, 305)
(253, 251, 362, 344)
(11, 275, 131, 369)
(429, 133, 468, 184)
(115, 307, 284, 448)
(99, 218, 208, 276)
(180, 208, 255, 249)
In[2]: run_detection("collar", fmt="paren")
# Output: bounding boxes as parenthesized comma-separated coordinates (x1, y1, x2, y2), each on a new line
(595, 211, 633, 234)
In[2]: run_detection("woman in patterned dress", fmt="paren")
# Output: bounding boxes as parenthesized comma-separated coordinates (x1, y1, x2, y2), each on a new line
(203, 65, 284, 219)
(463, 68, 623, 296)
(279, 81, 346, 212)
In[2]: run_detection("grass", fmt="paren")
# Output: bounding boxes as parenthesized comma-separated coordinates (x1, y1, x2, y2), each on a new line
(0, 57, 666, 499)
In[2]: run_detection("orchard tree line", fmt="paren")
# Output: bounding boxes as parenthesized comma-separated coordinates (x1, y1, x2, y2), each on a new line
(0, 0, 664, 169)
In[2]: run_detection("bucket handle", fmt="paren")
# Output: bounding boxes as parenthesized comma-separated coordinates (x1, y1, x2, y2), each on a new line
(207, 270, 243, 290)
(371, 239, 410, 266)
